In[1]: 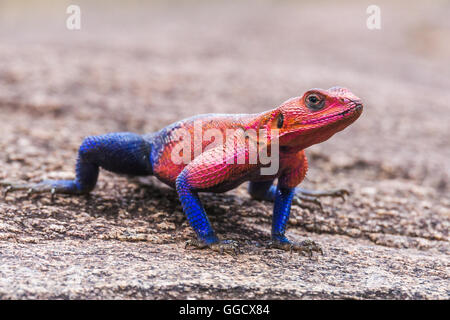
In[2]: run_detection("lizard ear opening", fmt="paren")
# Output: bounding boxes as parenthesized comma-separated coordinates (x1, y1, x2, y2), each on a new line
(274, 113, 284, 129)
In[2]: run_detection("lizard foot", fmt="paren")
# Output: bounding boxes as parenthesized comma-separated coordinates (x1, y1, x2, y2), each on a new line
(1, 180, 80, 201)
(267, 239, 323, 257)
(292, 194, 323, 212)
(292, 188, 350, 212)
(297, 187, 349, 201)
(1, 181, 54, 200)
(185, 239, 240, 256)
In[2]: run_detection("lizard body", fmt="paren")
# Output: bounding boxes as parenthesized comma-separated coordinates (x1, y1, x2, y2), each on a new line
(2, 86, 363, 254)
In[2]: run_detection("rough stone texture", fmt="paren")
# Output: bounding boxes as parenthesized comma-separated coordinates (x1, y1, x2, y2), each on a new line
(0, 1, 448, 299)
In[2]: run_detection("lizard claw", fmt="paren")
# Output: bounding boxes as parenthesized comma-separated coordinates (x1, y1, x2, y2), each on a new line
(1, 180, 62, 200)
(267, 239, 323, 257)
(185, 239, 205, 249)
(51, 188, 56, 202)
(292, 188, 350, 210)
(326, 188, 349, 202)
(1, 181, 30, 198)
(3, 185, 12, 198)
(1, 181, 57, 202)
(292, 194, 323, 212)
(185, 239, 240, 256)
(297, 187, 350, 201)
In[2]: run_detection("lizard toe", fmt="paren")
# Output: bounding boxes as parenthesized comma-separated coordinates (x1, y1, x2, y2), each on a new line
(267, 239, 323, 257)
(292, 195, 323, 212)
(209, 240, 240, 256)
(1, 181, 34, 198)
(185, 239, 240, 256)
(327, 188, 350, 202)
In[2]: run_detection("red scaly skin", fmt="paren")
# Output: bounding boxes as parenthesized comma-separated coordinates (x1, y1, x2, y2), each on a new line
(150, 86, 363, 191)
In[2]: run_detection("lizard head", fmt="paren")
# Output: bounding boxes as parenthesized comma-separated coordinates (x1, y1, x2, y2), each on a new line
(262, 86, 363, 152)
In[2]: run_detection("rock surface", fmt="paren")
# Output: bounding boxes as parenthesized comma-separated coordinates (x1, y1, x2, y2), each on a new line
(0, 1, 448, 299)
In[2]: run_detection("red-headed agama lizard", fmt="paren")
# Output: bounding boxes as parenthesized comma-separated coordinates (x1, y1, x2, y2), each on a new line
(1, 86, 363, 255)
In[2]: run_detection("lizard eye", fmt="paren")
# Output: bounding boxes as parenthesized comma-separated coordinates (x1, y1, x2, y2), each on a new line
(276, 113, 284, 129)
(305, 93, 325, 111)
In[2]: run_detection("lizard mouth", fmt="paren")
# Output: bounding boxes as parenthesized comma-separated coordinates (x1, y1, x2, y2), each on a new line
(301, 103, 363, 125)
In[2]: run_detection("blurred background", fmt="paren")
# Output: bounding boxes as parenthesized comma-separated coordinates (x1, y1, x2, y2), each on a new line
(0, 0, 449, 300)
(0, 0, 449, 190)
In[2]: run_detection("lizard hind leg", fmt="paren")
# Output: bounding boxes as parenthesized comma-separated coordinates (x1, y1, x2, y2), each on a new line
(176, 171, 240, 255)
(2, 132, 153, 199)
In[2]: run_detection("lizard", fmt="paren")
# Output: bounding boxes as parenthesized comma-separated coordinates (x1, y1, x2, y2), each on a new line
(1, 86, 363, 255)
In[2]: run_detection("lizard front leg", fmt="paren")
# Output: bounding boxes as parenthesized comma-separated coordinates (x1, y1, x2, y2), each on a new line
(175, 171, 235, 253)
(268, 186, 323, 256)
(174, 145, 253, 255)
(248, 151, 323, 255)
(176, 172, 240, 255)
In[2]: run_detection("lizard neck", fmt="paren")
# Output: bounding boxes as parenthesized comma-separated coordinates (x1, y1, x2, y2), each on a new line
(243, 109, 277, 131)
